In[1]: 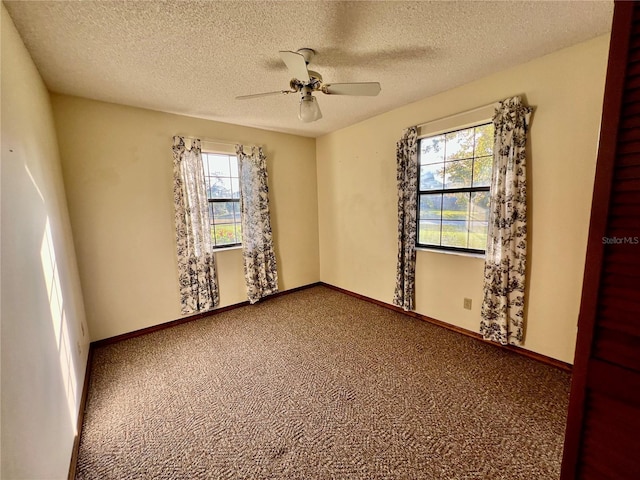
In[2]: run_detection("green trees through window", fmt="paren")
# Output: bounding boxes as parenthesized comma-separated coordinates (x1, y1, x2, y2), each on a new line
(418, 123, 494, 252)
(202, 152, 242, 247)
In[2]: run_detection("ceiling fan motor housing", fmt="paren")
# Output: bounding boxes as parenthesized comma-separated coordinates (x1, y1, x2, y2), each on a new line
(300, 86, 314, 100)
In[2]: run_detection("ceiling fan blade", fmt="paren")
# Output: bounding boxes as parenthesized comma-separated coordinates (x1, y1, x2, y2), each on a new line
(235, 90, 291, 100)
(279, 51, 310, 83)
(322, 82, 381, 96)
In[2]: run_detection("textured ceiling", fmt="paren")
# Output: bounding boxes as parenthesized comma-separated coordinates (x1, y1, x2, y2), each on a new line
(4, 0, 613, 138)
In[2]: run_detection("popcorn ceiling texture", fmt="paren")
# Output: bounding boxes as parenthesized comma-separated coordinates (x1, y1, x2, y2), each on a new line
(5, 0, 612, 137)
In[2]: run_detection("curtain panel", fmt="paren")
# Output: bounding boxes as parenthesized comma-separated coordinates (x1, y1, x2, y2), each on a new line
(172, 136, 219, 314)
(480, 97, 532, 346)
(393, 127, 419, 311)
(236, 145, 279, 304)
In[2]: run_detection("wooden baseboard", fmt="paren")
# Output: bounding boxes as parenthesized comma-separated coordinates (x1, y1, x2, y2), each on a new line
(318, 282, 572, 372)
(69, 279, 568, 476)
(68, 346, 93, 480)
(91, 279, 572, 370)
(91, 282, 322, 348)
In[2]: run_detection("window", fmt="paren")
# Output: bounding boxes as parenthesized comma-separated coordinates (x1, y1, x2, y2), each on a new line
(202, 152, 242, 248)
(417, 122, 494, 254)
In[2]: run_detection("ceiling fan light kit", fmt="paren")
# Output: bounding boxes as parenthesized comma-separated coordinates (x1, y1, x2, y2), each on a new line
(236, 48, 381, 123)
(299, 91, 322, 123)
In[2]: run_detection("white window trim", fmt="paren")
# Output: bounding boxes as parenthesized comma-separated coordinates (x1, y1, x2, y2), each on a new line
(212, 245, 243, 253)
(415, 246, 485, 259)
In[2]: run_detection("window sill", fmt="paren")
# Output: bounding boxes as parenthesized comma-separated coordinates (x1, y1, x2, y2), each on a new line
(213, 245, 243, 253)
(415, 247, 485, 259)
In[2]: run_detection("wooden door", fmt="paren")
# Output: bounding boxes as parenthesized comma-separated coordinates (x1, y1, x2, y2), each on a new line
(561, 1, 640, 479)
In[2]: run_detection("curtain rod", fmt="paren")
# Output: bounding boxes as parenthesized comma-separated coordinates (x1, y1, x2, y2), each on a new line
(178, 135, 262, 148)
(411, 101, 499, 130)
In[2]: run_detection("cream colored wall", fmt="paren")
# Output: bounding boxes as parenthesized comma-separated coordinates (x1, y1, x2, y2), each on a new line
(317, 35, 610, 364)
(51, 95, 319, 341)
(1, 6, 89, 479)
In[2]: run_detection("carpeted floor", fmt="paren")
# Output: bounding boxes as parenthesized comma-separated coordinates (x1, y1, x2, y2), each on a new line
(76, 286, 571, 479)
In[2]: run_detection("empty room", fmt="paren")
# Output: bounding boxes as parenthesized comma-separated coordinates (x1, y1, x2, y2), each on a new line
(3, 1, 639, 479)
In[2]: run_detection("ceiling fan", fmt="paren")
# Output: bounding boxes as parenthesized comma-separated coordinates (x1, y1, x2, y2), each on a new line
(236, 48, 381, 123)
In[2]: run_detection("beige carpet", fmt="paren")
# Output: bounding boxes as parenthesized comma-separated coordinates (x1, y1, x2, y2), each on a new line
(76, 286, 570, 479)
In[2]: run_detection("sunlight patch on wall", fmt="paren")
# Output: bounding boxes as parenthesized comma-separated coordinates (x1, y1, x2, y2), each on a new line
(40, 217, 78, 432)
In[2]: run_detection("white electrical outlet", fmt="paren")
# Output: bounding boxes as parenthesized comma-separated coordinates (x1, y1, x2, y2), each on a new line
(463, 298, 472, 310)
(76, 341, 82, 356)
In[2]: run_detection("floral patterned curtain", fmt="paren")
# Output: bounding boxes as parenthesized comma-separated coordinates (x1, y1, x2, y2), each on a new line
(480, 97, 532, 346)
(393, 127, 419, 311)
(172, 136, 219, 314)
(236, 145, 278, 304)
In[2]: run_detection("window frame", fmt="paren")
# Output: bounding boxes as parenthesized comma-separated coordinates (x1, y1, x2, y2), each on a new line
(201, 150, 242, 249)
(416, 121, 494, 255)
